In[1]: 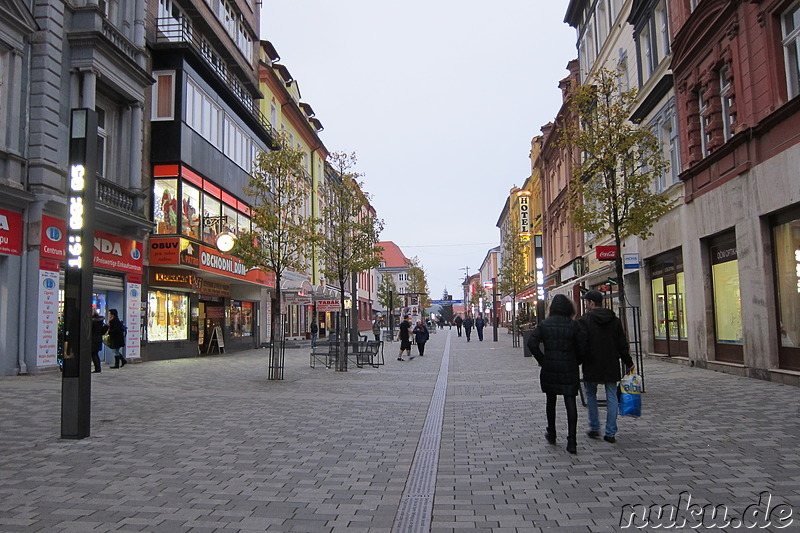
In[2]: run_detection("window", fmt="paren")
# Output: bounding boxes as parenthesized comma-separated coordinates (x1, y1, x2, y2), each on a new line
(230, 300, 253, 337)
(640, 23, 655, 78)
(152, 71, 175, 120)
(202, 193, 221, 245)
(699, 91, 711, 157)
(597, 0, 608, 46)
(720, 66, 735, 141)
(147, 290, 189, 341)
(773, 209, 800, 370)
(782, 2, 800, 99)
(154, 179, 179, 234)
(96, 106, 108, 178)
(181, 183, 201, 239)
(711, 237, 742, 346)
(656, 0, 669, 58)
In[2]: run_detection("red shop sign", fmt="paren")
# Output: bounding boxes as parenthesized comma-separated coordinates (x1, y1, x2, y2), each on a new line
(596, 245, 618, 261)
(0, 208, 23, 256)
(39, 215, 143, 274)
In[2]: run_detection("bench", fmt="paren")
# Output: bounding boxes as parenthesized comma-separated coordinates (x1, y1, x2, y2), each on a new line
(310, 340, 384, 369)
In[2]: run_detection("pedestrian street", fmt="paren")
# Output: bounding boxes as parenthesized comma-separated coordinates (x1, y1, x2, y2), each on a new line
(1, 328, 798, 532)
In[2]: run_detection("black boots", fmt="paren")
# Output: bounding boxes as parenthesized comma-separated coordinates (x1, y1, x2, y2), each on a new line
(545, 429, 557, 444)
(566, 438, 577, 454)
(111, 355, 127, 368)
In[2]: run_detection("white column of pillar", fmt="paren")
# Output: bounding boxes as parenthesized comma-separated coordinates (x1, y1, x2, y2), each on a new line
(130, 103, 143, 191)
(80, 70, 97, 109)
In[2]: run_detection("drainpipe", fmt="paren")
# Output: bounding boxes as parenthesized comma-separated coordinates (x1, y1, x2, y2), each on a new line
(17, 215, 29, 375)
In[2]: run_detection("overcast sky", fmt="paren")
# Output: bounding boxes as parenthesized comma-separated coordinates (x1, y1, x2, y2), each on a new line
(261, 1, 577, 300)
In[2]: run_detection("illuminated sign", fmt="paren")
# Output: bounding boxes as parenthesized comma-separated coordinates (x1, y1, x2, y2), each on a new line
(796, 250, 800, 293)
(67, 164, 86, 268)
(534, 234, 545, 300)
(596, 245, 618, 261)
(517, 191, 531, 236)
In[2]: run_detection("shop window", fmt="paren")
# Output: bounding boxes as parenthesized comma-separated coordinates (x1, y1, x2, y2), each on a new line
(181, 183, 201, 239)
(237, 212, 250, 236)
(154, 179, 179, 234)
(773, 214, 800, 352)
(711, 239, 742, 345)
(230, 300, 253, 337)
(147, 290, 188, 341)
(676, 272, 688, 341)
(202, 193, 221, 245)
(222, 203, 237, 235)
(652, 277, 667, 339)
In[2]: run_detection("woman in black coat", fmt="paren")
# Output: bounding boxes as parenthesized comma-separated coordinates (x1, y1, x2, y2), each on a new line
(527, 294, 587, 454)
(107, 309, 127, 368)
(90, 312, 108, 373)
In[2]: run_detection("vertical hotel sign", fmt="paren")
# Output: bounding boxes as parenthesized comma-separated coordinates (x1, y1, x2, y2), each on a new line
(517, 190, 531, 237)
(61, 109, 97, 440)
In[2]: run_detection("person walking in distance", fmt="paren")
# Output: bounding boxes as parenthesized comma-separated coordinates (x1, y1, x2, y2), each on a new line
(310, 320, 319, 348)
(475, 313, 486, 341)
(413, 320, 430, 357)
(371, 318, 381, 342)
(463, 314, 474, 342)
(107, 309, 127, 368)
(90, 311, 108, 373)
(578, 290, 635, 444)
(397, 315, 413, 361)
(454, 314, 463, 337)
(527, 295, 587, 454)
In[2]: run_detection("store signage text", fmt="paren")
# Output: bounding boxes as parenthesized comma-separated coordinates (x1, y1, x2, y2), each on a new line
(518, 194, 530, 235)
(0, 208, 23, 256)
(596, 245, 618, 261)
(201, 250, 247, 276)
(795, 249, 800, 294)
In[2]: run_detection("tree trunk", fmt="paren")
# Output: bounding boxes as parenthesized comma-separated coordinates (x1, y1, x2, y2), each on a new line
(614, 233, 627, 334)
(337, 280, 347, 372)
(269, 272, 282, 380)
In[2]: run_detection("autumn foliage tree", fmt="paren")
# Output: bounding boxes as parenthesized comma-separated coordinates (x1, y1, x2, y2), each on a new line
(562, 67, 673, 321)
(318, 152, 383, 371)
(232, 133, 319, 379)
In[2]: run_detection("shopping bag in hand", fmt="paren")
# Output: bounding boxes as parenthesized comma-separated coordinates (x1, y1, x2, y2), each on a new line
(619, 373, 642, 417)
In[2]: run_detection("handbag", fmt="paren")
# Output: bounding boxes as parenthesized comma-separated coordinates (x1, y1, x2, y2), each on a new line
(619, 373, 642, 417)
(102, 334, 111, 347)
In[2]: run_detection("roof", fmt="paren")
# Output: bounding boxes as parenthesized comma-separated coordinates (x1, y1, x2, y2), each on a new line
(378, 241, 409, 268)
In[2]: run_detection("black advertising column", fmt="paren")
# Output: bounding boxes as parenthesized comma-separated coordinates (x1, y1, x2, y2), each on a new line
(61, 109, 98, 439)
(534, 234, 546, 323)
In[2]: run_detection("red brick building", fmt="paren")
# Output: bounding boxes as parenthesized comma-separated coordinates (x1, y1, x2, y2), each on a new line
(669, 0, 800, 381)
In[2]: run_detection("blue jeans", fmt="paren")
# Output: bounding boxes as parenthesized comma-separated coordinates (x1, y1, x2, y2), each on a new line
(311, 333, 318, 347)
(585, 382, 619, 437)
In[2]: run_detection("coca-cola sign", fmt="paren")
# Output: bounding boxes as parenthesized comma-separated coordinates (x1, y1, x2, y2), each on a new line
(596, 245, 618, 261)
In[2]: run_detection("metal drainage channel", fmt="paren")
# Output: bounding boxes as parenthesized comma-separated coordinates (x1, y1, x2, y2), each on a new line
(392, 331, 452, 533)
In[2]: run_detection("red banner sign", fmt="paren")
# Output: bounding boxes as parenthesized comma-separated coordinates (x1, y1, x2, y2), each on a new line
(0, 208, 23, 256)
(596, 245, 618, 261)
(40, 215, 143, 273)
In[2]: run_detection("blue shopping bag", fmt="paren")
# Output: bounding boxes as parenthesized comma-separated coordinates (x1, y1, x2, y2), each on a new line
(619, 373, 642, 417)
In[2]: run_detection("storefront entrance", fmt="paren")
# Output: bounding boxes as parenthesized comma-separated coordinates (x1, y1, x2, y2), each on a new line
(650, 250, 688, 357)
(199, 300, 225, 354)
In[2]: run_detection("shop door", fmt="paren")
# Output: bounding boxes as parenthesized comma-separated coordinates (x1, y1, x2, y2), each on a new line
(199, 302, 225, 353)
(664, 281, 688, 356)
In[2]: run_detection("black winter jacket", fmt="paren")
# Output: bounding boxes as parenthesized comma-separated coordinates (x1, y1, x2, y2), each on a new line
(527, 315, 587, 396)
(107, 317, 125, 350)
(91, 317, 108, 353)
(578, 308, 633, 383)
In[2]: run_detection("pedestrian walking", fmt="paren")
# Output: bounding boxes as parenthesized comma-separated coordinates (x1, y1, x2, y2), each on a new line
(475, 314, 486, 341)
(91, 311, 108, 373)
(578, 290, 635, 444)
(371, 319, 381, 342)
(310, 320, 319, 348)
(454, 314, 463, 336)
(397, 315, 413, 361)
(527, 294, 587, 454)
(463, 314, 474, 342)
(107, 309, 127, 368)
(413, 320, 430, 357)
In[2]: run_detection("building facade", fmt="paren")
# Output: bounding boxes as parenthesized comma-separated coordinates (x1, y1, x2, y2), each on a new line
(665, 0, 800, 384)
(5, 0, 153, 376)
(146, 0, 276, 359)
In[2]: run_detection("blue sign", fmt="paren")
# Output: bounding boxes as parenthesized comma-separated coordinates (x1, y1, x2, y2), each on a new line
(431, 299, 463, 305)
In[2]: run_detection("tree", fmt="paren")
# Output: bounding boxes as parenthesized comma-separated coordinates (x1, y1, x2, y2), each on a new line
(232, 133, 319, 380)
(439, 289, 454, 324)
(319, 152, 384, 371)
(470, 283, 487, 312)
(406, 256, 430, 314)
(562, 67, 673, 323)
(498, 218, 533, 346)
(377, 273, 399, 316)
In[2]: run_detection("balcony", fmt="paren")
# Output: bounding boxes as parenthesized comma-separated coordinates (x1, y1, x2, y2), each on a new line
(154, 18, 278, 146)
(97, 178, 145, 216)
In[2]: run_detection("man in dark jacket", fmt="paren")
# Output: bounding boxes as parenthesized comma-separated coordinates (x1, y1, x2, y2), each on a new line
(578, 290, 635, 443)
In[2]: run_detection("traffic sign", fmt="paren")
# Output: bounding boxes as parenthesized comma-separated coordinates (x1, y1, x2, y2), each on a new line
(431, 299, 463, 305)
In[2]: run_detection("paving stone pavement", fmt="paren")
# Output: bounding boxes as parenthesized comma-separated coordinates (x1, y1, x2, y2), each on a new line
(1, 329, 798, 532)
